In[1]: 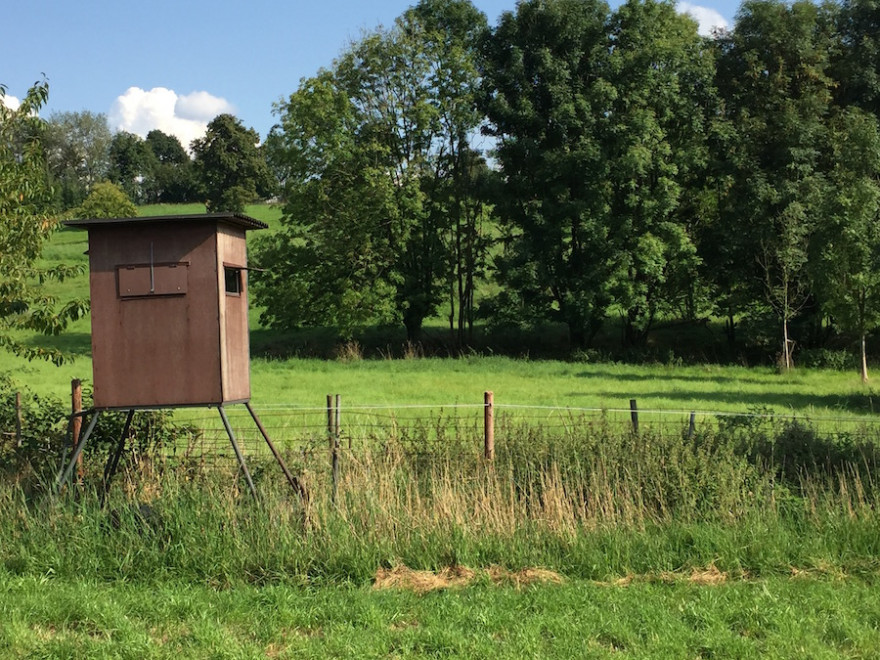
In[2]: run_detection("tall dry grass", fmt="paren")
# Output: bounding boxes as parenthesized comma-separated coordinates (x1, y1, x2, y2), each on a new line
(2, 418, 880, 586)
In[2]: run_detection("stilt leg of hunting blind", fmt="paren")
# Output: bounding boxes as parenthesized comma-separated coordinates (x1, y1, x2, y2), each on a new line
(56, 410, 100, 492)
(245, 401, 309, 505)
(100, 409, 135, 508)
(217, 405, 258, 500)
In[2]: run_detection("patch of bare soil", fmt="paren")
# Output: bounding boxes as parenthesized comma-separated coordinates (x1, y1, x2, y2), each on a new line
(372, 564, 564, 593)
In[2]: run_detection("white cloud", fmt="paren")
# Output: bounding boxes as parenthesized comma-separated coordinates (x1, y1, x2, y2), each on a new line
(1, 93, 21, 111)
(108, 87, 235, 150)
(175, 91, 234, 122)
(678, 2, 729, 37)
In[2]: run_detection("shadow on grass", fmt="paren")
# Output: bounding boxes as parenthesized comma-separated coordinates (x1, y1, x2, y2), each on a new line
(628, 389, 878, 415)
(574, 369, 779, 387)
(23, 332, 92, 356)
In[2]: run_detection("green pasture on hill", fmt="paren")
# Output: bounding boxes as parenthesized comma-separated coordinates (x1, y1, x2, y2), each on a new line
(5, 201, 879, 420)
(5, 351, 880, 421)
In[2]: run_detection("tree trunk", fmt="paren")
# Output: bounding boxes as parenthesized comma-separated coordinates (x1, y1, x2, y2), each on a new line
(403, 311, 423, 343)
(861, 333, 869, 383)
(724, 311, 737, 349)
(782, 318, 792, 370)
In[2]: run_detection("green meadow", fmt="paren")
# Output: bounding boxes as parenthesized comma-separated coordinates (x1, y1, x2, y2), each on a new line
(4, 205, 880, 658)
(3, 575, 880, 658)
(7, 201, 877, 419)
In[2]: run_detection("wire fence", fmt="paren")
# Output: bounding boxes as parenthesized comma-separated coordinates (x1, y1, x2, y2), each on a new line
(12, 382, 880, 486)
(148, 396, 880, 471)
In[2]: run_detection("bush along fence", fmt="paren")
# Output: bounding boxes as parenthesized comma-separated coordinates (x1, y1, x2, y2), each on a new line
(5, 379, 880, 501)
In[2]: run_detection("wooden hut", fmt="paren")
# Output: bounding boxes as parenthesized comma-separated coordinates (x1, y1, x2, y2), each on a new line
(64, 213, 266, 409)
(57, 213, 303, 502)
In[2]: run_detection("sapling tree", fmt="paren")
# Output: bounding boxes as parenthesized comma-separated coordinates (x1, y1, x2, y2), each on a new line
(811, 108, 880, 382)
(715, 0, 836, 369)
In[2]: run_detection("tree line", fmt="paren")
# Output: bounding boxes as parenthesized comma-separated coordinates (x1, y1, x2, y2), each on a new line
(4, 0, 880, 378)
(40, 112, 273, 213)
(1, 86, 274, 360)
(252, 0, 880, 380)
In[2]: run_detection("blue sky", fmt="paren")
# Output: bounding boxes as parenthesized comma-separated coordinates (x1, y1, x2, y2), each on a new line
(3, 0, 736, 147)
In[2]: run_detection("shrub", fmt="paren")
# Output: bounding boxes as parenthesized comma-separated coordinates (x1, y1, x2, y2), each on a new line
(73, 181, 137, 219)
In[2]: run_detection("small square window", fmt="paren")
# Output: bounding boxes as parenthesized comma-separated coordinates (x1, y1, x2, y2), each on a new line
(224, 267, 242, 295)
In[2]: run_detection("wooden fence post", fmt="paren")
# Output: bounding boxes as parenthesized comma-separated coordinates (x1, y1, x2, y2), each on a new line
(688, 411, 696, 438)
(484, 391, 495, 461)
(71, 379, 83, 482)
(15, 392, 22, 448)
(630, 399, 639, 434)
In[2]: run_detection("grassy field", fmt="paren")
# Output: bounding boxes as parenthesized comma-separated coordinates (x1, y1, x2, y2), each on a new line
(7, 201, 877, 419)
(3, 575, 880, 658)
(7, 353, 879, 425)
(5, 203, 880, 657)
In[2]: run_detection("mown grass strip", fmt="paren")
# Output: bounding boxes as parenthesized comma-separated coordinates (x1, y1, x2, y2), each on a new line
(1, 575, 879, 658)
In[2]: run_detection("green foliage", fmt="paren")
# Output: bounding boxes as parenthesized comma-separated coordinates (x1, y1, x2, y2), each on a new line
(107, 131, 156, 204)
(106, 130, 200, 206)
(258, 0, 490, 341)
(73, 181, 137, 219)
(810, 107, 880, 380)
(0, 79, 88, 364)
(43, 111, 112, 210)
(191, 114, 274, 213)
(480, 0, 613, 347)
(0, 373, 198, 486)
(0, 373, 67, 476)
(602, 0, 714, 344)
(481, 0, 712, 347)
(834, 0, 880, 115)
(144, 130, 199, 203)
(714, 0, 837, 367)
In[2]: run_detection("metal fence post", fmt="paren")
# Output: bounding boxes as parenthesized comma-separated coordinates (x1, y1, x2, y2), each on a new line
(484, 391, 495, 461)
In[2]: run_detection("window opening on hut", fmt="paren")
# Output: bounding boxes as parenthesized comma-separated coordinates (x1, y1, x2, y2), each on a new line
(224, 266, 242, 295)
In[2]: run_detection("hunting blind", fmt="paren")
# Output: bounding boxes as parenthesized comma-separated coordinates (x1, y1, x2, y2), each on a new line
(56, 213, 303, 501)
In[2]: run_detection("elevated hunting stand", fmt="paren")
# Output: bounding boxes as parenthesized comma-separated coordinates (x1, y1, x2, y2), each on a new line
(56, 213, 303, 502)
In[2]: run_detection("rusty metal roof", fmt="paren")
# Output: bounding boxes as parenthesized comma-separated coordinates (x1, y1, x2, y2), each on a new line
(63, 212, 268, 231)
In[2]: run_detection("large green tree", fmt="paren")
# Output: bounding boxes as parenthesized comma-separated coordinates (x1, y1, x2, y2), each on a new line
(0, 81, 86, 363)
(191, 114, 274, 213)
(107, 131, 156, 204)
(257, 71, 400, 336)
(405, 0, 492, 344)
(715, 0, 837, 369)
(43, 110, 112, 210)
(600, 0, 714, 346)
(258, 0, 488, 341)
(482, 0, 712, 347)
(480, 0, 613, 347)
(144, 130, 198, 203)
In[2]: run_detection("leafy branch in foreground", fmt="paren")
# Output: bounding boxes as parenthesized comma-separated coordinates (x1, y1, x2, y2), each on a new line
(0, 79, 88, 364)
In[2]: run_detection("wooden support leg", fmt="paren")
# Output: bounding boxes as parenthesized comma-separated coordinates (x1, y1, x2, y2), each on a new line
(218, 405, 258, 500)
(100, 409, 135, 507)
(245, 401, 309, 505)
